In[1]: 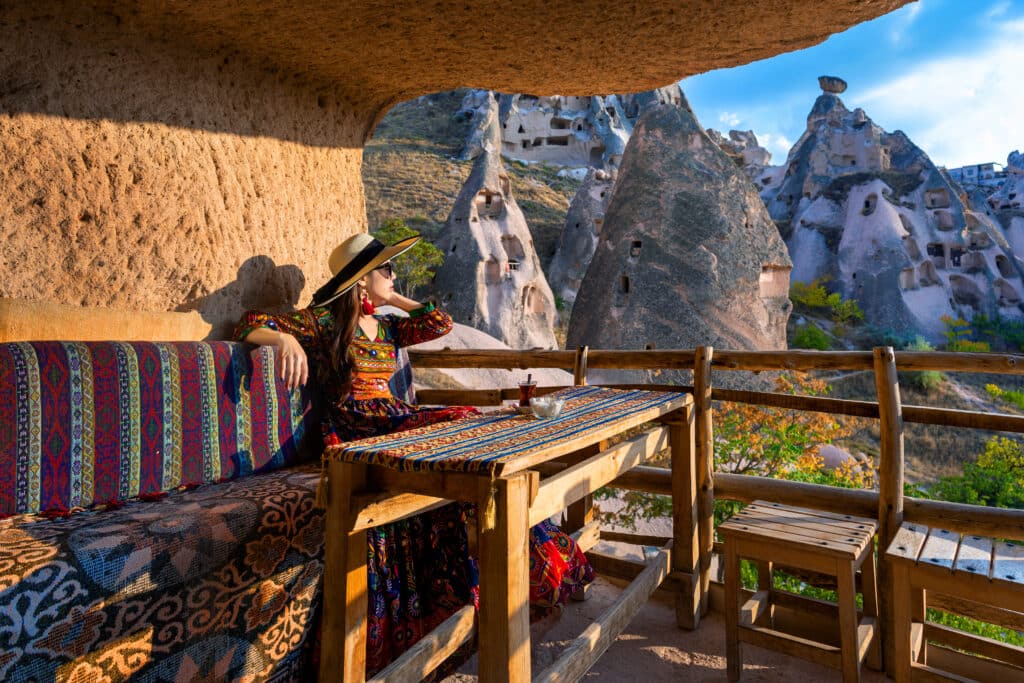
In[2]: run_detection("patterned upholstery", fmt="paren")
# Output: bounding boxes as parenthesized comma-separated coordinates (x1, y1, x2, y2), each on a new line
(0, 464, 324, 682)
(0, 339, 418, 682)
(0, 342, 314, 517)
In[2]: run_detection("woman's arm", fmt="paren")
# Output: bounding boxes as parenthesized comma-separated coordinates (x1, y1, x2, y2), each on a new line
(386, 300, 454, 347)
(234, 308, 328, 390)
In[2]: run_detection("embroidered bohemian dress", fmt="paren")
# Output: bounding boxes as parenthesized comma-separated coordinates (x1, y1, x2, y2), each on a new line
(235, 303, 594, 675)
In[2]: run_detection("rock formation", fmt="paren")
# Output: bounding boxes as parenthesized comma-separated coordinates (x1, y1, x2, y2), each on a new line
(542, 86, 689, 304)
(547, 169, 615, 305)
(988, 151, 1024, 256)
(567, 95, 792, 363)
(761, 78, 1024, 340)
(433, 93, 559, 349)
(708, 129, 773, 180)
(0, 0, 910, 332)
(497, 94, 633, 170)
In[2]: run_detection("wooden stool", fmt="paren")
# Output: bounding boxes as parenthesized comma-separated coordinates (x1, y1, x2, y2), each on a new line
(719, 500, 880, 682)
(887, 522, 1024, 683)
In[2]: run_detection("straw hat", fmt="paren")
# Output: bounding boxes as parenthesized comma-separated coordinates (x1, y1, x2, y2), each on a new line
(310, 233, 420, 307)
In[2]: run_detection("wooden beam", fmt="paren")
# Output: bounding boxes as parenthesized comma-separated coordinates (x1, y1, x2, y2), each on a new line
(529, 426, 669, 526)
(694, 346, 715, 619)
(407, 348, 575, 369)
(534, 544, 672, 683)
(573, 345, 589, 386)
(570, 519, 601, 553)
(874, 345, 905, 676)
(600, 530, 672, 547)
(350, 491, 449, 531)
(715, 473, 879, 518)
(367, 604, 476, 683)
(924, 622, 1024, 669)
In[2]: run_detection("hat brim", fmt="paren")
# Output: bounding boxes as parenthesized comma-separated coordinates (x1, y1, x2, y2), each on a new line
(315, 234, 420, 307)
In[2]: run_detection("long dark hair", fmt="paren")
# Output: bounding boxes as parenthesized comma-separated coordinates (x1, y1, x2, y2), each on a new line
(321, 286, 361, 397)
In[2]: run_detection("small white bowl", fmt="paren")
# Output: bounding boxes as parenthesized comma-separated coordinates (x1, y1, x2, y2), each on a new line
(530, 395, 566, 419)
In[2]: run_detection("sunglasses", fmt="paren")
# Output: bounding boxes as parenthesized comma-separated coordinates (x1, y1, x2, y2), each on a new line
(374, 262, 395, 278)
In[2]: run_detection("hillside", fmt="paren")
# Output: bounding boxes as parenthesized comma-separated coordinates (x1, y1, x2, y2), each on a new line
(363, 90, 581, 268)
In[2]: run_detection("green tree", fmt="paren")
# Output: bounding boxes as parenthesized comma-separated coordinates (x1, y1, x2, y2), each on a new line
(371, 219, 444, 297)
(929, 436, 1024, 509)
(792, 323, 831, 350)
(940, 315, 991, 353)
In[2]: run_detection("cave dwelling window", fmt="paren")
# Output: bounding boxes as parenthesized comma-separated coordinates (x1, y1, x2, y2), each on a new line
(935, 210, 954, 231)
(997, 254, 1015, 278)
(518, 124, 525, 134)
(899, 268, 916, 290)
(620, 275, 630, 294)
(484, 258, 502, 285)
(903, 236, 922, 260)
(862, 193, 878, 216)
(630, 240, 642, 258)
(759, 265, 790, 299)
(925, 188, 951, 209)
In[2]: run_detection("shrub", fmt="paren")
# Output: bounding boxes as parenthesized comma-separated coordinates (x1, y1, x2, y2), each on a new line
(792, 323, 831, 350)
(900, 336, 944, 392)
(941, 315, 991, 353)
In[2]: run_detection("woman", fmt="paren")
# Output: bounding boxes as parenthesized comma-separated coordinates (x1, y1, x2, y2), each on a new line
(235, 233, 594, 675)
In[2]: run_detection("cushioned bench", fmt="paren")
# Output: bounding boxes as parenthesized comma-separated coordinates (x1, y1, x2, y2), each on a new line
(0, 339, 397, 681)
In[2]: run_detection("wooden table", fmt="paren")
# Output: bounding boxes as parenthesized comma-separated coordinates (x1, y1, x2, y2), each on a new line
(318, 385, 693, 683)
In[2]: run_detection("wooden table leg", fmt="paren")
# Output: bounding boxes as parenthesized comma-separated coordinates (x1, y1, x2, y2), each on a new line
(477, 473, 532, 683)
(320, 461, 368, 683)
(565, 442, 603, 601)
(668, 404, 700, 629)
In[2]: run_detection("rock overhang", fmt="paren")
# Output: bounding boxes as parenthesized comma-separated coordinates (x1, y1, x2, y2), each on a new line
(66, 0, 909, 117)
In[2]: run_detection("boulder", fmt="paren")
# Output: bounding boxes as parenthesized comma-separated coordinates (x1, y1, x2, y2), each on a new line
(567, 97, 792, 366)
(433, 95, 559, 350)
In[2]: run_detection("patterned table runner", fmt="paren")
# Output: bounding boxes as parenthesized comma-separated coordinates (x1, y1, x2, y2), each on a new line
(326, 386, 687, 475)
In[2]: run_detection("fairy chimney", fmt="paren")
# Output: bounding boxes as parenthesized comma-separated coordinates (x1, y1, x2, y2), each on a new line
(433, 93, 559, 349)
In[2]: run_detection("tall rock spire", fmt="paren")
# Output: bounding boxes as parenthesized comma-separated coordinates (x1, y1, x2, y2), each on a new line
(433, 92, 558, 349)
(567, 93, 792, 360)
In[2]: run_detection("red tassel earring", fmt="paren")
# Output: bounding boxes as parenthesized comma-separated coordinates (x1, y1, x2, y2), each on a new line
(361, 293, 375, 316)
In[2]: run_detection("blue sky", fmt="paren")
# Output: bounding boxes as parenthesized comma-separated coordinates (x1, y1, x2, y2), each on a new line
(681, 0, 1024, 169)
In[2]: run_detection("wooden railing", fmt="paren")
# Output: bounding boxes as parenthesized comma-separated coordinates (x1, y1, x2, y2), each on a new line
(409, 345, 1024, 674)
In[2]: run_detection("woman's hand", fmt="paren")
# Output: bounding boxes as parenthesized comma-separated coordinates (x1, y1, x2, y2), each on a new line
(275, 333, 308, 390)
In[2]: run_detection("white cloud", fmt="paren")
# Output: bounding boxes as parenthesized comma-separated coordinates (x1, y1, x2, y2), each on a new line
(857, 19, 1024, 168)
(718, 111, 742, 127)
(985, 0, 1012, 21)
(758, 132, 794, 159)
(889, 2, 924, 45)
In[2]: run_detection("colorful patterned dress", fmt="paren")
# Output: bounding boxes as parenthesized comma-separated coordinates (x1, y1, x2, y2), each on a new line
(235, 303, 594, 675)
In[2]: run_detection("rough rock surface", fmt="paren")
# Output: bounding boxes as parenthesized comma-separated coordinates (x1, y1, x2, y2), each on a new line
(432, 95, 559, 349)
(547, 169, 616, 304)
(566, 99, 792, 364)
(760, 78, 1024, 340)
(0, 0, 909, 332)
(708, 129, 773, 180)
(988, 151, 1024, 250)
(0, 6, 365, 338)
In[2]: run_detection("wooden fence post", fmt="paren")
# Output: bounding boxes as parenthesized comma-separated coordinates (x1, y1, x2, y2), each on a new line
(694, 345, 715, 616)
(874, 346, 905, 675)
(573, 345, 589, 386)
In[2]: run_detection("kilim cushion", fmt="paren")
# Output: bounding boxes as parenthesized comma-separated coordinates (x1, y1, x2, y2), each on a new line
(0, 341, 315, 517)
(0, 463, 324, 682)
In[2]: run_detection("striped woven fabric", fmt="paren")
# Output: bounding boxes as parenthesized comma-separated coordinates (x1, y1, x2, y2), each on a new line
(332, 386, 682, 474)
(0, 341, 313, 516)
